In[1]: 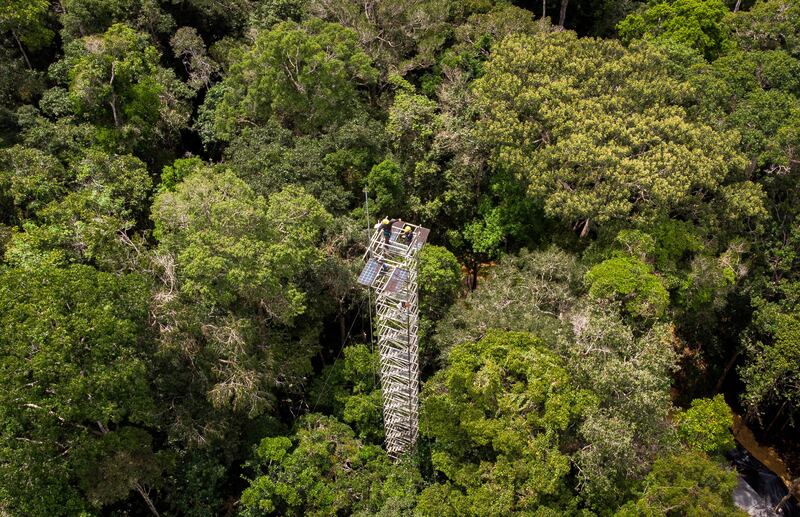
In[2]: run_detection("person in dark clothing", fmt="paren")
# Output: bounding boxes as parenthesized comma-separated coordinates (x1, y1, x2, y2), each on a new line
(400, 223, 414, 245)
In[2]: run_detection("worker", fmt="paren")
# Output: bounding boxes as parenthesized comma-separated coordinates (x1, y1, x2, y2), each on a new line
(379, 216, 398, 244)
(395, 300, 410, 322)
(400, 223, 414, 245)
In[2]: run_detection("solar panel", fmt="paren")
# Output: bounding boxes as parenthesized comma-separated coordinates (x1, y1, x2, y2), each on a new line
(383, 268, 409, 294)
(358, 259, 382, 287)
(412, 227, 430, 250)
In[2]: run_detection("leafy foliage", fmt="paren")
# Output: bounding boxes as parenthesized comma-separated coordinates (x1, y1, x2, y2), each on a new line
(674, 395, 735, 455)
(151, 169, 332, 436)
(240, 414, 419, 516)
(57, 23, 192, 154)
(0, 265, 156, 515)
(199, 18, 379, 142)
(617, 0, 733, 59)
(2, 0, 800, 514)
(617, 451, 744, 516)
(420, 330, 597, 514)
(473, 30, 757, 232)
(585, 256, 669, 320)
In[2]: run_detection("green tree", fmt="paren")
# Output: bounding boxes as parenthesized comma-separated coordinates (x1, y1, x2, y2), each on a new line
(220, 113, 386, 213)
(2, 148, 152, 270)
(617, 451, 744, 516)
(617, 0, 733, 59)
(585, 256, 669, 320)
(433, 247, 583, 360)
(158, 156, 211, 192)
(0, 265, 159, 515)
(564, 307, 678, 509)
(728, 0, 800, 56)
(56, 23, 192, 155)
(0, 145, 67, 223)
(198, 18, 379, 142)
(240, 414, 419, 516)
(151, 169, 332, 439)
(170, 26, 219, 90)
(674, 395, 735, 455)
(57, 0, 174, 43)
(419, 330, 597, 514)
(0, 46, 44, 144)
(308, 344, 383, 443)
(367, 158, 406, 217)
(418, 244, 461, 322)
(248, 0, 304, 30)
(739, 297, 800, 428)
(0, 0, 53, 69)
(473, 30, 757, 234)
(728, 89, 800, 173)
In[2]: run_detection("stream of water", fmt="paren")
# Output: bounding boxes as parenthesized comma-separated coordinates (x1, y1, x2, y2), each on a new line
(729, 445, 798, 516)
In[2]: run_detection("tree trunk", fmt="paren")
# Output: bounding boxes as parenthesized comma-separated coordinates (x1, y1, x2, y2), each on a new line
(734, 0, 742, 12)
(339, 313, 347, 345)
(134, 482, 160, 517)
(579, 218, 590, 238)
(542, 0, 547, 19)
(110, 97, 120, 128)
(765, 400, 788, 433)
(774, 478, 800, 513)
(559, 0, 569, 27)
(11, 29, 32, 70)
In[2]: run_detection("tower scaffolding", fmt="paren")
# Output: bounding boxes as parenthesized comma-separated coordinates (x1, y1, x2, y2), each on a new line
(357, 222, 429, 457)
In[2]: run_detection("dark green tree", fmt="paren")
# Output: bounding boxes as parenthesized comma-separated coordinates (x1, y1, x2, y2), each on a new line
(240, 414, 420, 516)
(55, 23, 192, 156)
(0, 265, 159, 515)
(198, 18, 379, 142)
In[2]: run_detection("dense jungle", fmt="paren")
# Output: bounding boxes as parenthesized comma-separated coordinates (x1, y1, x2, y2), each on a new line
(1, 0, 799, 515)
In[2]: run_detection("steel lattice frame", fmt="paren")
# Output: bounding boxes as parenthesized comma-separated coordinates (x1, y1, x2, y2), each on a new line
(359, 224, 427, 457)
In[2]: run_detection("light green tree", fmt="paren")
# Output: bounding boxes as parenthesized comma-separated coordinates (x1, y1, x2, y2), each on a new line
(617, 0, 733, 59)
(473, 30, 759, 234)
(151, 169, 332, 439)
(616, 451, 744, 516)
(585, 256, 670, 320)
(170, 26, 219, 90)
(240, 414, 420, 516)
(419, 330, 597, 514)
(674, 395, 735, 455)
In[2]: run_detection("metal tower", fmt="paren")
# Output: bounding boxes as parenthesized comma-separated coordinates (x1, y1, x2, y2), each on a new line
(357, 222, 429, 457)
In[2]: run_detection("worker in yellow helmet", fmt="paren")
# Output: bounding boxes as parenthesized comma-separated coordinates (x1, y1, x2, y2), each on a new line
(380, 216, 398, 244)
(400, 223, 414, 245)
